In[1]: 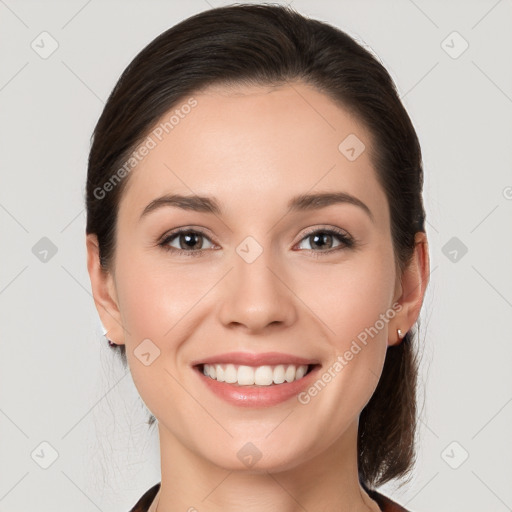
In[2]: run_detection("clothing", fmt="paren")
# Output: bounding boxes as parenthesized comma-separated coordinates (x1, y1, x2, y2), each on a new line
(129, 482, 410, 512)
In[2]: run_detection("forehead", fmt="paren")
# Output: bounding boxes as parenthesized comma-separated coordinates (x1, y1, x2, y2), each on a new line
(118, 81, 388, 225)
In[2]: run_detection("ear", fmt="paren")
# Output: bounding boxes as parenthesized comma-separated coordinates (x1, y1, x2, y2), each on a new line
(389, 231, 430, 346)
(86, 233, 126, 345)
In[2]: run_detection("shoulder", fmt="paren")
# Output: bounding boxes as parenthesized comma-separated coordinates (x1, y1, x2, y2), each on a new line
(129, 482, 161, 512)
(366, 487, 411, 512)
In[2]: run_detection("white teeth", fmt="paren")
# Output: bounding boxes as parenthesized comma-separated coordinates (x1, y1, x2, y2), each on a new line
(295, 365, 307, 379)
(202, 363, 310, 386)
(237, 365, 255, 385)
(285, 365, 296, 383)
(224, 364, 237, 384)
(273, 364, 286, 384)
(254, 365, 273, 386)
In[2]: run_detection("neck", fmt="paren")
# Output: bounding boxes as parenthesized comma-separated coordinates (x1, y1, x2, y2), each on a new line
(153, 420, 381, 512)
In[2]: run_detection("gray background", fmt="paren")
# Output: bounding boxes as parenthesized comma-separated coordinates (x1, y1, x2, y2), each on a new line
(1, 0, 511, 511)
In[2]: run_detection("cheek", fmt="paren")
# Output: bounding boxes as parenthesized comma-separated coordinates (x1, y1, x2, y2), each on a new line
(113, 256, 203, 417)
(301, 247, 395, 406)
(306, 252, 396, 346)
(115, 252, 203, 341)
(295, 261, 394, 442)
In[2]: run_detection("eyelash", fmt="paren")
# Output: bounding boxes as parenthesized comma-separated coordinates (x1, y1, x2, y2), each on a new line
(157, 226, 355, 258)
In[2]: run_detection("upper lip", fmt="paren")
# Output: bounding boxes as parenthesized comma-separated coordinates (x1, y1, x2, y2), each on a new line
(191, 351, 320, 367)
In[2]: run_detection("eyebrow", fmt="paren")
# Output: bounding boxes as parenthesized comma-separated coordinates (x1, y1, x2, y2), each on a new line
(139, 191, 375, 223)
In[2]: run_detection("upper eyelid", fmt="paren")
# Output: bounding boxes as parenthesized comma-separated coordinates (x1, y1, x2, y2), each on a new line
(160, 227, 215, 244)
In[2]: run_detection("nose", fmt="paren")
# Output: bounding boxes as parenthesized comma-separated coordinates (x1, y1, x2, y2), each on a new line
(217, 250, 298, 334)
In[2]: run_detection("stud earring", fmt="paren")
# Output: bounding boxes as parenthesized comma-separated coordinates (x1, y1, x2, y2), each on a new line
(104, 333, 117, 346)
(397, 328, 405, 340)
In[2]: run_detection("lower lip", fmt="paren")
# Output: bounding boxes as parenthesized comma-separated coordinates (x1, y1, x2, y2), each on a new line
(194, 365, 321, 407)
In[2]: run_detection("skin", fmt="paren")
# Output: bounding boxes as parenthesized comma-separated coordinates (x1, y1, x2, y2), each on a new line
(87, 81, 429, 512)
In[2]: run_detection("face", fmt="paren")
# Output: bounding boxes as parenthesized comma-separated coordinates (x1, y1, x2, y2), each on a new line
(94, 81, 406, 472)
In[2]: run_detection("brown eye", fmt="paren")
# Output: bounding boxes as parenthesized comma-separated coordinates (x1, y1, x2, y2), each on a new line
(296, 228, 354, 254)
(159, 229, 215, 256)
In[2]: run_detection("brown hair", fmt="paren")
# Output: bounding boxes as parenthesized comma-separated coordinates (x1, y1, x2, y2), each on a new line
(86, 3, 426, 490)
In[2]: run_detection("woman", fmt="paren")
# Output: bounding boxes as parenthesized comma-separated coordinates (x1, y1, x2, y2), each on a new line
(85, 4, 430, 511)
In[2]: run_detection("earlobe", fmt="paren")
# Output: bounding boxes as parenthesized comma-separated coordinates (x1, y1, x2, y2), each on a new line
(388, 327, 406, 347)
(86, 234, 126, 345)
(389, 231, 430, 347)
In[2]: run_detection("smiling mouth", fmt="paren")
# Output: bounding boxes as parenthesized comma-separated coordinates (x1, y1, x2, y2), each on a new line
(196, 363, 317, 386)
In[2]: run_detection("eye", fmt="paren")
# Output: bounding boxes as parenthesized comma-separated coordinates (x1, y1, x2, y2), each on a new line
(295, 227, 354, 255)
(158, 226, 355, 258)
(158, 229, 215, 257)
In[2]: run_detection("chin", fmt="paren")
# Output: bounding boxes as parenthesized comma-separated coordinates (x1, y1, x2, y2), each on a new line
(200, 438, 318, 475)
